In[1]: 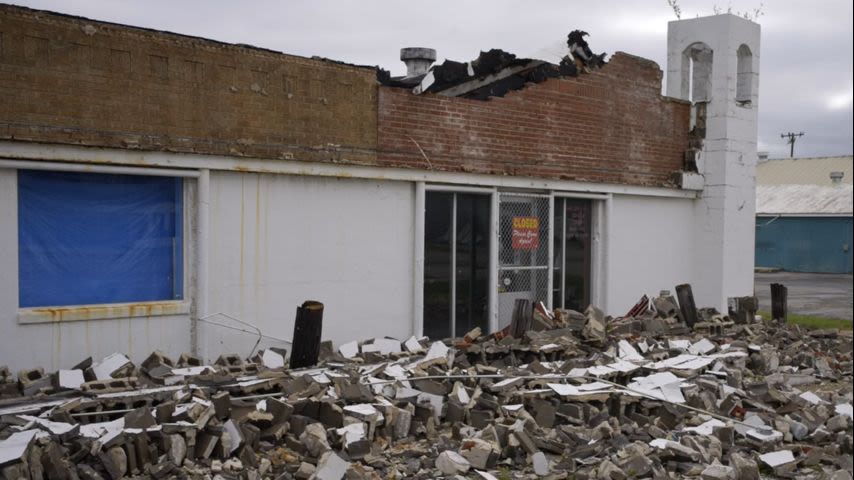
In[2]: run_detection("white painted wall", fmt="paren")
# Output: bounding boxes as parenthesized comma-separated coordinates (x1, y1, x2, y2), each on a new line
(605, 195, 696, 314)
(201, 172, 415, 359)
(0, 169, 191, 371)
(2, 155, 722, 370)
(1, 166, 415, 370)
(667, 14, 761, 311)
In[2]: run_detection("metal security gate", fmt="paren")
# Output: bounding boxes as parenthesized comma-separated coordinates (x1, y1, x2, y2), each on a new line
(497, 192, 551, 326)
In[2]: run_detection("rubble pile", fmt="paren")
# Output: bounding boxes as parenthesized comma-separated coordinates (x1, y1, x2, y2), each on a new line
(1, 295, 852, 479)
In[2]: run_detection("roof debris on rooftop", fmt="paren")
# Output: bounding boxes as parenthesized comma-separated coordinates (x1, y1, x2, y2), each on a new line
(378, 30, 608, 100)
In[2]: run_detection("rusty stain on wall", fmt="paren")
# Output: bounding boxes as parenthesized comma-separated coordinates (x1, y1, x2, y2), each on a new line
(20, 301, 189, 324)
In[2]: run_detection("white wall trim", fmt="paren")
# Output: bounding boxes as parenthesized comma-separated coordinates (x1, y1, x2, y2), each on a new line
(553, 192, 611, 200)
(547, 192, 555, 310)
(488, 189, 500, 334)
(0, 142, 698, 199)
(757, 213, 852, 218)
(450, 194, 458, 336)
(602, 195, 614, 312)
(413, 182, 426, 338)
(425, 184, 495, 194)
(193, 169, 210, 356)
(0, 158, 200, 177)
(589, 195, 611, 310)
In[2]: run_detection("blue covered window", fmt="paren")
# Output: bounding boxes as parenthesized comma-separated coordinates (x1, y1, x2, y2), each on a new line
(18, 170, 183, 308)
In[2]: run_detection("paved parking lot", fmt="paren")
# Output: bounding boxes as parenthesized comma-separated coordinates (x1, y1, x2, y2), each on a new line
(754, 271, 853, 320)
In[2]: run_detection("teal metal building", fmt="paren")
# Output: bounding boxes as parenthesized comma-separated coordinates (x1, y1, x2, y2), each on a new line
(756, 215, 852, 274)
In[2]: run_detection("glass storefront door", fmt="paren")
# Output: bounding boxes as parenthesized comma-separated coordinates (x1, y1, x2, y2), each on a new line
(423, 191, 491, 339)
(552, 198, 592, 311)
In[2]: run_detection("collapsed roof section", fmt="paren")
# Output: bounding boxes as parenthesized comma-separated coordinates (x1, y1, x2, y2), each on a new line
(378, 31, 608, 100)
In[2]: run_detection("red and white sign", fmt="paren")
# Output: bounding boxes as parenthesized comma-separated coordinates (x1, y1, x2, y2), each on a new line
(511, 216, 539, 250)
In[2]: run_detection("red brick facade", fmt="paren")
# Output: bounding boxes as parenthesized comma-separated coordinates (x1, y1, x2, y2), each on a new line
(378, 53, 690, 187)
(1, 5, 690, 189)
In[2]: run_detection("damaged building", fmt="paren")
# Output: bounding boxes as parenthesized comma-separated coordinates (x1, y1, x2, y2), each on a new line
(1, 5, 759, 371)
(6, 8, 850, 480)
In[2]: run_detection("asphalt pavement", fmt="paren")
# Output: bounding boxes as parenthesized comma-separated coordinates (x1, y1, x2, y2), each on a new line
(754, 271, 853, 321)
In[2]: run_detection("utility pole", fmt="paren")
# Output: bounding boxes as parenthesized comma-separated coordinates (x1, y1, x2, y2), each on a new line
(780, 132, 804, 158)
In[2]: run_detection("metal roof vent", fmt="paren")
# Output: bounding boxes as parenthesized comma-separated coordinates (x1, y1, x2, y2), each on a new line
(400, 47, 436, 77)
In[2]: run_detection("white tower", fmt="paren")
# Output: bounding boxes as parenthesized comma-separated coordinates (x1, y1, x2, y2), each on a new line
(667, 14, 761, 311)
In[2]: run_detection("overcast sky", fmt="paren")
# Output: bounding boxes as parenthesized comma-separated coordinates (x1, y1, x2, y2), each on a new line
(11, 0, 854, 158)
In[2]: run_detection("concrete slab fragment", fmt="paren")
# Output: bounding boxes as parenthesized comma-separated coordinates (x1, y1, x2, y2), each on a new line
(618, 340, 644, 361)
(799, 391, 826, 405)
(683, 419, 726, 436)
(758, 450, 795, 467)
(315, 451, 350, 480)
(836, 403, 853, 420)
(0, 429, 38, 466)
(92, 353, 131, 380)
(261, 350, 285, 369)
(688, 338, 716, 355)
(404, 336, 423, 352)
(58, 369, 85, 389)
(338, 341, 359, 359)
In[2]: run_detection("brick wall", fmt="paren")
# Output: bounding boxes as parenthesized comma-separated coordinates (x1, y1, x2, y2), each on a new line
(378, 53, 691, 187)
(1, 6, 690, 189)
(0, 5, 377, 165)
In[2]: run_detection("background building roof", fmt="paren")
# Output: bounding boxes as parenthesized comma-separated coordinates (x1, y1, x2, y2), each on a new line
(757, 155, 853, 187)
(756, 184, 853, 215)
(756, 155, 853, 215)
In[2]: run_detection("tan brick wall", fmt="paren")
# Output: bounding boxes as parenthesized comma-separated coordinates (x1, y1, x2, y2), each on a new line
(0, 5, 377, 165)
(378, 53, 691, 188)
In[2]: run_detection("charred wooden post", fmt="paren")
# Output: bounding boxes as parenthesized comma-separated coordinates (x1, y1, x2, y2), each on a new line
(509, 299, 533, 338)
(770, 283, 788, 323)
(289, 301, 324, 369)
(675, 284, 698, 328)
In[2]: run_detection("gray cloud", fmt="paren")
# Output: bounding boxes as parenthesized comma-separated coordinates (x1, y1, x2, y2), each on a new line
(9, 0, 853, 158)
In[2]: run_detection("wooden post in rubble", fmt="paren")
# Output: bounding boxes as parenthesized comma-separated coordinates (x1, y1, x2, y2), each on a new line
(289, 300, 324, 369)
(770, 283, 788, 324)
(509, 299, 533, 338)
(675, 283, 698, 328)
(728, 296, 757, 324)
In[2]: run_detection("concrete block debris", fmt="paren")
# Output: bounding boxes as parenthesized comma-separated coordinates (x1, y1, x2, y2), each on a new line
(0, 289, 852, 478)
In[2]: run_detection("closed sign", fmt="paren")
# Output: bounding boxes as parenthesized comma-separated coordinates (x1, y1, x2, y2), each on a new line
(511, 216, 539, 250)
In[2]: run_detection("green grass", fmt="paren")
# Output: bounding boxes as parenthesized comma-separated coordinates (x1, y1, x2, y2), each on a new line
(757, 310, 852, 330)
